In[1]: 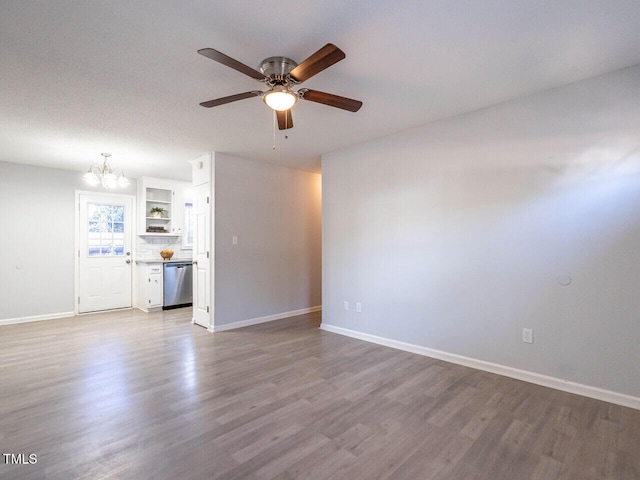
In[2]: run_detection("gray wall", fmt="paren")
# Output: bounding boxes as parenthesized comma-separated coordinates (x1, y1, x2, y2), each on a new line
(0, 161, 137, 321)
(214, 153, 322, 326)
(322, 65, 640, 397)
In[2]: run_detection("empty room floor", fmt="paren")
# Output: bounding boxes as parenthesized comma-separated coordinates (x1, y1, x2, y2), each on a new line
(1, 309, 638, 479)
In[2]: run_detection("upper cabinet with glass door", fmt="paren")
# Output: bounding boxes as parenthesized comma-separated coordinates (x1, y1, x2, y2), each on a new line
(138, 177, 190, 237)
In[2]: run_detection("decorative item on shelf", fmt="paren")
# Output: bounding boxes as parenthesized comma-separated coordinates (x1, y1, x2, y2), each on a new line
(83, 153, 130, 189)
(160, 249, 174, 260)
(147, 225, 168, 233)
(149, 207, 166, 218)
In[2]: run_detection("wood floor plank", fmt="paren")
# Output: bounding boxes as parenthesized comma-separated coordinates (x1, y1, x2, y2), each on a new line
(1, 308, 639, 479)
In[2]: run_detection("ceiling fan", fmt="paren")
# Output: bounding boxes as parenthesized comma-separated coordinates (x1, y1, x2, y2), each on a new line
(198, 44, 363, 130)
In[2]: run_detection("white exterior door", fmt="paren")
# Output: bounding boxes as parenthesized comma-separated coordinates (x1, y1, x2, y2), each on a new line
(192, 182, 211, 328)
(78, 193, 133, 313)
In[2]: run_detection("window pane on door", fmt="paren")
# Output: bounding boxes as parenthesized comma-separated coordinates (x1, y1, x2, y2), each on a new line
(87, 203, 126, 257)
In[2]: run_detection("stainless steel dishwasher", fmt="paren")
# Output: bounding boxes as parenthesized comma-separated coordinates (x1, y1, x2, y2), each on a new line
(163, 262, 193, 309)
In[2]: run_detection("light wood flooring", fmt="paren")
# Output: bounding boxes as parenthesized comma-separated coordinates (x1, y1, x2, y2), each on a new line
(1, 309, 639, 479)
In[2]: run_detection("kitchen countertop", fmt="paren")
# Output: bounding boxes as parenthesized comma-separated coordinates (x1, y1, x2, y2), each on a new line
(135, 258, 193, 264)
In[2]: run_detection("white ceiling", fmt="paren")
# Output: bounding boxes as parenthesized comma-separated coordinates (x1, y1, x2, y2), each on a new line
(2, 0, 640, 181)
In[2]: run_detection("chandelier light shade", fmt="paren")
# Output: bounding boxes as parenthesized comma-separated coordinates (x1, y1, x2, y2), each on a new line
(263, 86, 297, 111)
(83, 153, 129, 189)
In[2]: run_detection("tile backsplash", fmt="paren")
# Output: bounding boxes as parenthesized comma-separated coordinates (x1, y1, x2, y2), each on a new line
(137, 236, 192, 261)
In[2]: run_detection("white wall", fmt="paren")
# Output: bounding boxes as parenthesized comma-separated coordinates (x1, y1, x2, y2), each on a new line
(322, 65, 640, 399)
(0, 161, 137, 322)
(213, 153, 322, 327)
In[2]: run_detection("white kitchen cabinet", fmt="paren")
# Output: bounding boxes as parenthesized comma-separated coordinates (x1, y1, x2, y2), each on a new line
(137, 177, 190, 237)
(171, 184, 190, 235)
(137, 263, 163, 311)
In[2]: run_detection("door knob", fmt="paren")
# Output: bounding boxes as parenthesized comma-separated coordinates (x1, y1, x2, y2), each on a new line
(126, 259, 131, 264)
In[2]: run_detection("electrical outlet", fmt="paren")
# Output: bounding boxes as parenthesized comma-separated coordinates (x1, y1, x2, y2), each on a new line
(356, 302, 362, 313)
(522, 328, 533, 344)
(343, 301, 349, 311)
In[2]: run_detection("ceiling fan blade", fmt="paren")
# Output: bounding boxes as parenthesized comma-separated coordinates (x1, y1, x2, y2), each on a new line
(199, 91, 262, 108)
(276, 110, 294, 130)
(198, 48, 268, 81)
(300, 89, 363, 112)
(288, 44, 345, 83)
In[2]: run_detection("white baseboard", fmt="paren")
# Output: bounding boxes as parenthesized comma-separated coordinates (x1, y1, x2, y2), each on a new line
(211, 305, 322, 333)
(0, 311, 75, 327)
(320, 323, 640, 411)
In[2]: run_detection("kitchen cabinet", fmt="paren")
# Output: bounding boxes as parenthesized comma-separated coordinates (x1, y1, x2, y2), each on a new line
(171, 184, 192, 235)
(137, 177, 190, 237)
(137, 263, 163, 311)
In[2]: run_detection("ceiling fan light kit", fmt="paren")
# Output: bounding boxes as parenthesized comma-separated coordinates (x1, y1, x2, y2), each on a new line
(198, 43, 362, 131)
(263, 86, 297, 111)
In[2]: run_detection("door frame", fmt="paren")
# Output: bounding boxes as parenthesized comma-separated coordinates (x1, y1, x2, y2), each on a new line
(74, 190, 137, 315)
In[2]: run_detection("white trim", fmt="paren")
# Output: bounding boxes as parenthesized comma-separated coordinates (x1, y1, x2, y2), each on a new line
(77, 307, 133, 316)
(210, 306, 322, 333)
(320, 323, 640, 411)
(0, 311, 75, 327)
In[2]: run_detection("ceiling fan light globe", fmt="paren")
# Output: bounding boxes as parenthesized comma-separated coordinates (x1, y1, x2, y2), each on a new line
(263, 89, 297, 111)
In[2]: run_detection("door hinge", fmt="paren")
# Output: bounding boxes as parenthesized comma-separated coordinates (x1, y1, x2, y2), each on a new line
(206, 306, 209, 313)
(149, 299, 151, 304)
(78, 297, 80, 304)
(78, 250, 80, 258)
(206, 196, 210, 204)
(206, 251, 209, 259)
(148, 278, 151, 283)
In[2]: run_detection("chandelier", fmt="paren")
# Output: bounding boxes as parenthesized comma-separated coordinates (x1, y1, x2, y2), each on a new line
(83, 153, 130, 189)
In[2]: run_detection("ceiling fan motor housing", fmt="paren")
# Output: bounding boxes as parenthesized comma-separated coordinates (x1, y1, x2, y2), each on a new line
(260, 57, 298, 83)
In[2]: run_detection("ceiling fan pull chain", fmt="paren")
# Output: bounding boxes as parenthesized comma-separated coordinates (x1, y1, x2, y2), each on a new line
(272, 110, 277, 150)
